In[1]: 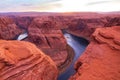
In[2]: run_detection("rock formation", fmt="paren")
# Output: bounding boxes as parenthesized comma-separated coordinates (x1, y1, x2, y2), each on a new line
(66, 17, 120, 40)
(70, 26, 120, 80)
(0, 40, 58, 80)
(0, 12, 120, 75)
(28, 17, 72, 71)
(0, 13, 120, 41)
(25, 14, 120, 70)
(0, 17, 22, 40)
(12, 16, 33, 29)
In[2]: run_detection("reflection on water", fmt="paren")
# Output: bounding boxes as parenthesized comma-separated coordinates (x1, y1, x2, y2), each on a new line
(58, 33, 89, 80)
(17, 32, 28, 40)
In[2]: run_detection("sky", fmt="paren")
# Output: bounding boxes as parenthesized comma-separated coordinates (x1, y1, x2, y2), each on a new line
(0, 0, 120, 12)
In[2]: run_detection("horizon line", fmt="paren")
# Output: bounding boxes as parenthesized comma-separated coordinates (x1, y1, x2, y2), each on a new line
(0, 11, 120, 13)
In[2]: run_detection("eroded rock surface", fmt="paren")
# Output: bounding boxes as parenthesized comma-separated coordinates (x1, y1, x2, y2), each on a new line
(0, 40, 58, 80)
(66, 17, 120, 40)
(0, 17, 22, 40)
(12, 16, 33, 29)
(28, 17, 71, 70)
(70, 26, 120, 80)
(0, 13, 120, 73)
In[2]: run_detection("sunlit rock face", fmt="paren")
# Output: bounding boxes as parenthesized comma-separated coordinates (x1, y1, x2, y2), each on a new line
(0, 17, 22, 40)
(0, 40, 58, 80)
(69, 26, 120, 80)
(22, 14, 120, 70)
(27, 17, 70, 70)
(0, 12, 120, 75)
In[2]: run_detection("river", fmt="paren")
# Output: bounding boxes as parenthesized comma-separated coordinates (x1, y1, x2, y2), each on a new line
(58, 32, 89, 80)
(17, 32, 89, 80)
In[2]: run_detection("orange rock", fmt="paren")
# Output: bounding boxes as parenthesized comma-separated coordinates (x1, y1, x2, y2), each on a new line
(0, 40, 58, 80)
(70, 26, 120, 80)
(0, 13, 120, 74)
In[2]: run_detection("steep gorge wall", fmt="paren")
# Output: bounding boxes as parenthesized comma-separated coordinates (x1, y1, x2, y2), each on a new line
(1, 14, 120, 40)
(69, 26, 120, 80)
(0, 13, 120, 76)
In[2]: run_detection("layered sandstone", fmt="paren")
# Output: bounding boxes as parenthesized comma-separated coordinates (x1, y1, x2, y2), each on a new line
(26, 15, 120, 70)
(70, 26, 120, 80)
(0, 40, 58, 80)
(0, 13, 120, 41)
(0, 17, 22, 40)
(12, 16, 33, 29)
(66, 17, 120, 40)
(28, 17, 71, 70)
(0, 13, 120, 73)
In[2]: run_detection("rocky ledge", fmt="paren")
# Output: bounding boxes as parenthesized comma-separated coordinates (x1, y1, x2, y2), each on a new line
(0, 40, 58, 80)
(70, 26, 120, 80)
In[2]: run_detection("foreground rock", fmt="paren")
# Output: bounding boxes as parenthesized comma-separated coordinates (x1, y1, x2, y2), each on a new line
(0, 40, 58, 80)
(70, 26, 120, 80)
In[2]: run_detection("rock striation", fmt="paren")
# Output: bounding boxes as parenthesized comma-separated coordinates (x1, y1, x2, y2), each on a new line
(0, 17, 22, 40)
(0, 13, 120, 41)
(66, 17, 120, 40)
(28, 17, 70, 69)
(12, 16, 33, 29)
(0, 12, 120, 73)
(0, 40, 58, 80)
(70, 26, 120, 80)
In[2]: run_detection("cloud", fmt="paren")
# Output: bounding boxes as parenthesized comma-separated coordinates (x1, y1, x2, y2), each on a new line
(21, 3, 33, 6)
(0, 0, 62, 12)
(29, 2, 62, 11)
(0, 0, 119, 12)
(86, 1, 110, 6)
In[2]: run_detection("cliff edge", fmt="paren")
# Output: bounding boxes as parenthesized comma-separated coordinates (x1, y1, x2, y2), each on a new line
(70, 26, 120, 80)
(0, 40, 58, 80)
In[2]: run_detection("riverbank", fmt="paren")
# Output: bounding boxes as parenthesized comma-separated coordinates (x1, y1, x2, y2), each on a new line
(58, 33, 89, 80)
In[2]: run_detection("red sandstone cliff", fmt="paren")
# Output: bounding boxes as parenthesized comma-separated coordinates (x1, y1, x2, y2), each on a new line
(0, 40, 58, 80)
(12, 16, 33, 29)
(0, 12, 120, 74)
(66, 17, 120, 40)
(70, 26, 120, 80)
(27, 17, 73, 71)
(0, 17, 22, 40)
(0, 13, 120, 41)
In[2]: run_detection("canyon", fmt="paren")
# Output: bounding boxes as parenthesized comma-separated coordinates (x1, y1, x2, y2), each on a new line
(70, 26, 120, 80)
(0, 12, 120, 80)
